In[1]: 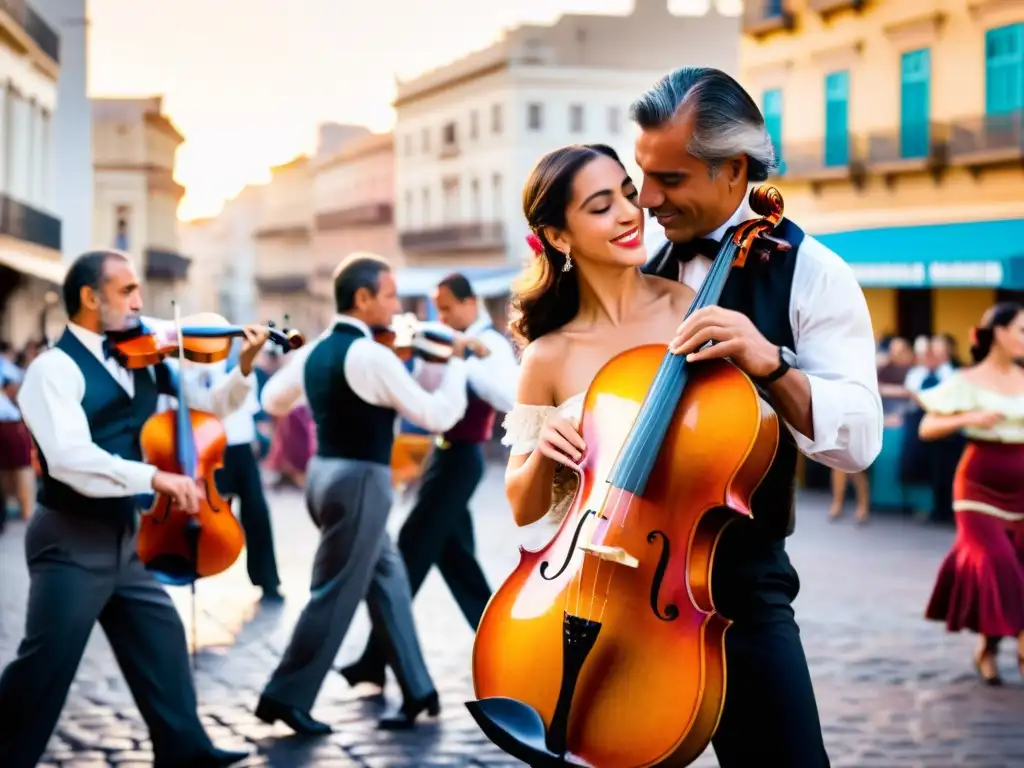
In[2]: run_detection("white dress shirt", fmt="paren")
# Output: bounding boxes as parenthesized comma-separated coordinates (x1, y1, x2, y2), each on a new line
(177, 359, 260, 446)
(462, 315, 519, 413)
(649, 196, 884, 473)
(18, 323, 255, 498)
(414, 315, 519, 413)
(260, 315, 469, 434)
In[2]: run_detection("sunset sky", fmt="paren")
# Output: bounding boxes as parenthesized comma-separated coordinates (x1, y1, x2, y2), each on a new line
(88, 0, 739, 220)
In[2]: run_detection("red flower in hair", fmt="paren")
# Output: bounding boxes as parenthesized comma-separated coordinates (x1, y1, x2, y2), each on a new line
(525, 233, 544, 255)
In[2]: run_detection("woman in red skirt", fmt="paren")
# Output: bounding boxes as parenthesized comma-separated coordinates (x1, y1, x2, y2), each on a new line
(919, 302, 1024, 685)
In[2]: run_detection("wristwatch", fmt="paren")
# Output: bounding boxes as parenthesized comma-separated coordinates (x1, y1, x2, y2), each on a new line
(756, 345, 795, 385)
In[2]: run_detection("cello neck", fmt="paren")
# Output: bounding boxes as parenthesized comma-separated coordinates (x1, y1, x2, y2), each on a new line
(605, 236, 741, 496)
(171, 303, 199, 478)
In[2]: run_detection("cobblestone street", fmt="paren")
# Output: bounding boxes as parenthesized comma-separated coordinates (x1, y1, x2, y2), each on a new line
(3, 465, 1024, 767)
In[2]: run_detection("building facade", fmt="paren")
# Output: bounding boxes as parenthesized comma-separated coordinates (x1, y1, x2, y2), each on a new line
(0, 1, 64, 347)
(32, 0, 90, 260)
(742, 0, 1024, 354)
(393, 0, 739, 315)
(252, 156, 317, 334)
(311, 131, 399, 324)
(92, 96, 190, 318)
(178, 183, 262, 324)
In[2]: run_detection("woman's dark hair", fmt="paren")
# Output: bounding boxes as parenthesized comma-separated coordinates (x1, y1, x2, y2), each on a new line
(509, 143, 624, 349)
(970, 302, 1023, 364)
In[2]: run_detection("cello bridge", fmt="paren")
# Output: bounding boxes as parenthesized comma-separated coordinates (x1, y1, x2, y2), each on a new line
(578, 543, 638, 569)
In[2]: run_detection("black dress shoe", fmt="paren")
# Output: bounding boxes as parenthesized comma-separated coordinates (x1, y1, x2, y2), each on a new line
(260, 587, 284, 603)
(339, 658, 386, 689)
(378, 690, 441, 730)
(255, 695, 332, 735)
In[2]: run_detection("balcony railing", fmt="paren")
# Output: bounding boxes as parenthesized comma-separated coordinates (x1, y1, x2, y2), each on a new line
(0, 1, 59, 63)
(807, 0, 864, 15)
(256, 274, 308, 294)
(865, 123, 946, 168)
(782, 137, 861, 180)
(144, 248, 191, 280)
(947, 111, 1024, 167)
(399, 221, 505, 254)
(315, 202, 393, 231)
(743, 0, 793, 37)
(0, 194, 61, 251)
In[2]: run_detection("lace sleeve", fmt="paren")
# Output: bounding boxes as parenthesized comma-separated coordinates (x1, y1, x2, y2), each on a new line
(501, 404, 557, 456)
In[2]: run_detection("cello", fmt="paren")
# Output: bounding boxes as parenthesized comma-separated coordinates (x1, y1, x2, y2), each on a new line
(467, 186, 788, 767)
(112, 309, 304, 585)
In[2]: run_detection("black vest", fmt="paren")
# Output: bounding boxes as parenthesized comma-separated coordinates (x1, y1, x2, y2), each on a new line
(304, 323, 397, 465)
(35, 328, 173, 524)
(643, 217, 805, 544)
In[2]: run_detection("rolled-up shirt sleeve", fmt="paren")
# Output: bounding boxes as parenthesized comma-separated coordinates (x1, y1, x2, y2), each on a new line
(787, 237, 883, 473)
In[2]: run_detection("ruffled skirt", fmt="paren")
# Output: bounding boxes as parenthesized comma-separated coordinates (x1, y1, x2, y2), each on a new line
(925, 440, 1024, 637)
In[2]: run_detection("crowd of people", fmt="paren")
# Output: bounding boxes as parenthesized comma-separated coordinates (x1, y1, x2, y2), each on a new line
(0, 64, 1021, 768)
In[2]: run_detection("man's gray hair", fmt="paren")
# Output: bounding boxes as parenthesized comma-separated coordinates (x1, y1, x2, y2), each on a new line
(629, 67, 777, 182)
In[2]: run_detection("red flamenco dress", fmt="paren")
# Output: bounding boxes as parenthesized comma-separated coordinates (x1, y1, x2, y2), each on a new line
(920, 374, 1024, 639)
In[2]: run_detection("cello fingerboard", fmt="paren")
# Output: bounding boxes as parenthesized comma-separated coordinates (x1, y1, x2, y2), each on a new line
(606, 231, 739, 496)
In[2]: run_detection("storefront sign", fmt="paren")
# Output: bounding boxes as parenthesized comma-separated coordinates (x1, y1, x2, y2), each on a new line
(850, 260, 1006, 287)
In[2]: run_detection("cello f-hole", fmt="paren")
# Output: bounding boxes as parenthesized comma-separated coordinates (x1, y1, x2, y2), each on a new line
(541, 508, 597, 581)
(197, 477, 221, 513)
(647, 530, 679, 622)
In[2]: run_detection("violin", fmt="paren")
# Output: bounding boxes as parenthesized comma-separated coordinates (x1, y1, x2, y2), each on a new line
(467, 187, 789, 766)
(107, 311, 304, 369)
(133, 308, 302, 588)
(372, 313, 459, 364)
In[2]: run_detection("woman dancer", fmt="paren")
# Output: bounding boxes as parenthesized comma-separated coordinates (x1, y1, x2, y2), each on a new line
(500, 144, 694, 528)
(919, 302, 1024, 685)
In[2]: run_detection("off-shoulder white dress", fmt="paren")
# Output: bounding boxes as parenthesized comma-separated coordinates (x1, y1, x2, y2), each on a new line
(501, 393, 586, 526)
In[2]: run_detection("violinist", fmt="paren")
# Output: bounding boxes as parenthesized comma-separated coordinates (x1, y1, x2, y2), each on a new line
(255, 253, 469, 735)
(0, 250, 268, 768)
(343, 272, 518, 691)
(633, 68, 882, 765)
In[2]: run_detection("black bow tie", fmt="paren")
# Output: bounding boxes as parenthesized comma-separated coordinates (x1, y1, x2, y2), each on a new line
(101, 337, 116, 361)
(672, 237, 720, 263)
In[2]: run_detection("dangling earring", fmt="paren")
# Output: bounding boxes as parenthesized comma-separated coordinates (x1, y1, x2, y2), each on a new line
(562, 249, 573, 273)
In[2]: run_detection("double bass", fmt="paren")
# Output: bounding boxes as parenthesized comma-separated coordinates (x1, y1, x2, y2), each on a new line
(467, 187, 788, 766)
(107, 310, 304, 586)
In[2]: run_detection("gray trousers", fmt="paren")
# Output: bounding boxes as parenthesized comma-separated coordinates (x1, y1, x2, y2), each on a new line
(0, 505, 213, 768)
(261, 456, 434, 712)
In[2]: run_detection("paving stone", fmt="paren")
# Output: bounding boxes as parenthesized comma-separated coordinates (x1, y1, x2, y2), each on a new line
(4, 468, 1024, 766)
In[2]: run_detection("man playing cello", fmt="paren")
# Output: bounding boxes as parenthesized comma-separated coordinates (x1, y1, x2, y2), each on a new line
(0, 250, 269, 768)
(634, 67, 883, 765)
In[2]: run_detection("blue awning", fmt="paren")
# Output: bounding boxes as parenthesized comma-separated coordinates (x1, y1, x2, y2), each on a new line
(815, 218, 1024, 288)
(394, 265, 520, 298)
